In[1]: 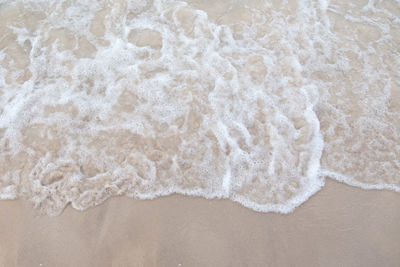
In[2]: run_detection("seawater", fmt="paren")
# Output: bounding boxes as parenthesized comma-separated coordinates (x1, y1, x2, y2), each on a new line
(0, 0, 399, 215)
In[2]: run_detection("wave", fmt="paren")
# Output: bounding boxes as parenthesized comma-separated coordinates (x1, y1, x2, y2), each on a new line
(0, 0, 399, 215)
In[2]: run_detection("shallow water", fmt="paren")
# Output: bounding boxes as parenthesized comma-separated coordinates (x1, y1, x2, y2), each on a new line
(0, 0, 399, 215)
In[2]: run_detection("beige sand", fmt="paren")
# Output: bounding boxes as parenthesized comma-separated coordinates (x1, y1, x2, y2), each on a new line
(1, 1, 399, 266)
(1, 179, 399, 267)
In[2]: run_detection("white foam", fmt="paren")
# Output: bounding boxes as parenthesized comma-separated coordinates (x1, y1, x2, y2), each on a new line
(0, 0, 399, 215)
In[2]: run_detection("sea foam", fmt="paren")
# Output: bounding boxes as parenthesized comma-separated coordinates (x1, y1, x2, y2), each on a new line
(0, 0, 399, 215)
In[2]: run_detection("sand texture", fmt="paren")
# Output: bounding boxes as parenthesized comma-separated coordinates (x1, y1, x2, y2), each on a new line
(1, 180, 400, 267)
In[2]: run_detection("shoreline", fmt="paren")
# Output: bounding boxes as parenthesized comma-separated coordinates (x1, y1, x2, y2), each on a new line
(1, 179, 399, 267)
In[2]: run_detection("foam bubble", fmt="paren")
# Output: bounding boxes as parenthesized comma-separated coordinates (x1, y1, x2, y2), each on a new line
(0, 0, 399, 215)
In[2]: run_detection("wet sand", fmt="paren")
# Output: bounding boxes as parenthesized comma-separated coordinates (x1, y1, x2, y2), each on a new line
(1, 179, 399, 267)
(1, 1, 400, 266)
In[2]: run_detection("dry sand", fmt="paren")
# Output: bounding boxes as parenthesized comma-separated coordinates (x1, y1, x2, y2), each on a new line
(1, 179, 399, 267)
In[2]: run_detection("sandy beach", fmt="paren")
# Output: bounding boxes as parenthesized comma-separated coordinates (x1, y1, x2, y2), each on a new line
(1, 1, 400, 266)
(1, 179, 399, 267)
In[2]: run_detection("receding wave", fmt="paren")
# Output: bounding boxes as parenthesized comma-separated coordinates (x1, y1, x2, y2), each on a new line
(0, 0, 399, 215)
